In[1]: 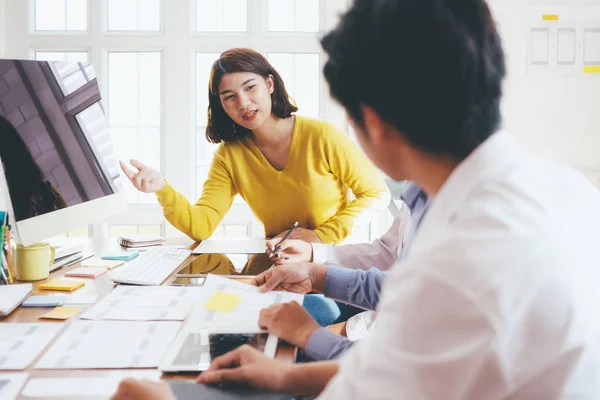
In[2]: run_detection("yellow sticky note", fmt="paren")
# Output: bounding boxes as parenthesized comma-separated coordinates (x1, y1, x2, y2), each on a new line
(40, 306, 81, 320)
(584, 66, 600, 74)
(542, 14, 559, 21)
(204, 291, 242, 313)
(39, 279, 85, 291)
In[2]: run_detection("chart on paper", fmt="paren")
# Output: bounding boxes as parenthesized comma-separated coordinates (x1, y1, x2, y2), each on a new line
(187, 274, 304, 332)
(35, 320, 180, 369)
(0, 324, 63, 370)
(80, 285, 202, 321)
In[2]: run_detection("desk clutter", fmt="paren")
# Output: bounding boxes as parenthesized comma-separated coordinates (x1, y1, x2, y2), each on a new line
(0, 273, 303, 399)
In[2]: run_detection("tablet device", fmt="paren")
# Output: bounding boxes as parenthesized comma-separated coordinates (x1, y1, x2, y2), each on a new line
(159, 330, 278, 373)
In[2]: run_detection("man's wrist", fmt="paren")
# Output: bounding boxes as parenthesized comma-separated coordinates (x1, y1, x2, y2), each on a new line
(296, 323, 320, 349)
(309, 264, 329, 293)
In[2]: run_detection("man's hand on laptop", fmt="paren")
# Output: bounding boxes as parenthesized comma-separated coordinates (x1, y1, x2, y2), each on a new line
(251, 263, 328, 294)
(259, 301, 320, 349)
(265, 238, 313, 264)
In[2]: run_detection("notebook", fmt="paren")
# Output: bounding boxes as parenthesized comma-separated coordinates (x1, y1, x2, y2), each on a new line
(65, 267, 107, 278)
(117, 235, 165, 248)
(81, 259, 124, 270)
(0, 284, 33, 317)
(39, 280, 85, 292)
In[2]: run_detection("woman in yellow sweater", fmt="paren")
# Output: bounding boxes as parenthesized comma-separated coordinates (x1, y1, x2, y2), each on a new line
(120, 48, 388, 246)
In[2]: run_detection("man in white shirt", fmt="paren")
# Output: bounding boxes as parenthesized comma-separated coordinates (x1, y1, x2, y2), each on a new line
(111, 0, 600, 398)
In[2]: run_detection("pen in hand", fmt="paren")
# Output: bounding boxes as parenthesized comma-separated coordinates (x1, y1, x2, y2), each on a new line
(269, 221, 299, 259)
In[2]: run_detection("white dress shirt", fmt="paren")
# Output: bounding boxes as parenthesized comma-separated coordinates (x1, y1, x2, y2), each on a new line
(318, 131, 600, 399)
(311, 204, 411, 271)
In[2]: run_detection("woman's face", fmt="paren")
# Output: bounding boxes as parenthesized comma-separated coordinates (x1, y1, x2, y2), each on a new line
(218, 72, 274, 131)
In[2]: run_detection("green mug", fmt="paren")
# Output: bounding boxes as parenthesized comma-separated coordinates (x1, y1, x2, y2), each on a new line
(15, 242, 55, 281)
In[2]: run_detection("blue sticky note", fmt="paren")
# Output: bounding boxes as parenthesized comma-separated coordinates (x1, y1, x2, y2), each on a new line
(101, 251, 139, 261)
(22, 295, 67, 307)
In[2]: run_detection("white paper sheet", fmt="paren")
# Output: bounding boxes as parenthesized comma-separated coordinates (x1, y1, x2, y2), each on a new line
(80, 286, 202, 321)
(186, 274, 304, 332)
(62, 294, 98, 305)
(0, 324, 63, 370)
(192, 238, 267, 254)
(35, 320, 180, 369)
(0, 373, 28, 400)
(21, 370, 161, 398)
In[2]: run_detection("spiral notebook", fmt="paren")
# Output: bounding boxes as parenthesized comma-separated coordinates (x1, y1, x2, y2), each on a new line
(117, 235, 165, 248)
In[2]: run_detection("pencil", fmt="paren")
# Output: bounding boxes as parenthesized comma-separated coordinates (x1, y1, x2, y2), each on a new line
(5, 226, 13, 283)
(269, 221, 299, 258)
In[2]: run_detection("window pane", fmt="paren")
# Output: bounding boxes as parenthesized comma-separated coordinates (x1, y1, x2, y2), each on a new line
(35, 0, 87, 31)
(268, 0, 318, 32)
(139, 225, 161, 235)
(108, 52, 161, 205)
(110, 225, 139, 237)
(196, 0, 246, 32)
(67, 226, 89, 237)
(196, 53, 221, 198)
(108, 0, 161, 31)
(268, 53, 320, 118)
(223, 225, 248, 238)
(35, 51, 88, 62)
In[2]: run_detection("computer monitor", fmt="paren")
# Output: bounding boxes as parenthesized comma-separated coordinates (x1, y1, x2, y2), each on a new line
(0, 59, 126, 246)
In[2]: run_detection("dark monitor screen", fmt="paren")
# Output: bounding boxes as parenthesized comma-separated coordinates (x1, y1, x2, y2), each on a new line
(0, 59, 120, 223)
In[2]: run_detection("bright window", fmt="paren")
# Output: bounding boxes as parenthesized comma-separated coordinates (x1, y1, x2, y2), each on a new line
(195, 0, 247, 32)
(34, 0, 87, 31)
(107, 0, 161, 32)
(267, 0, 319, 32)
(107, 51, 161, 205)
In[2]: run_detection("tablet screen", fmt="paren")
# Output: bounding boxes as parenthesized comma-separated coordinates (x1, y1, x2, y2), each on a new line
(176, 253, 274, 276)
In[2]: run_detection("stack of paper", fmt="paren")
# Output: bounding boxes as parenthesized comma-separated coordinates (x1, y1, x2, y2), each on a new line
(0, 284, 32, 317)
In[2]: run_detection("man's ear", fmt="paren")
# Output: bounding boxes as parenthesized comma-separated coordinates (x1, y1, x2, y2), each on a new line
(360, 105, 388, 146)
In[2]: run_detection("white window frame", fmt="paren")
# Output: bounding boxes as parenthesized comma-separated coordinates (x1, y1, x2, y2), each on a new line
(0, 0, 368, 240)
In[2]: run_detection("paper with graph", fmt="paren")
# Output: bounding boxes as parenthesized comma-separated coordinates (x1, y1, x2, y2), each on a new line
(0, 324, 63, 370)
(35, 320, 180, 369)
(80, 285, 202, 321)
(186, 274, 304, 332)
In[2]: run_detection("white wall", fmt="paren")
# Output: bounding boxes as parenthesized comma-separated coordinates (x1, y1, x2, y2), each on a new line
(488, 0, 600, 186)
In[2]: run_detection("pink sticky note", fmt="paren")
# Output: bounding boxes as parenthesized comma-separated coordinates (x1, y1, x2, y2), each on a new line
(65, 267, 108, 279)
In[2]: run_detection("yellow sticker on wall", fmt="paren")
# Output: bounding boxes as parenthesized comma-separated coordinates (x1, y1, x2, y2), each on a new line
(542, 14, 559, 21)
(584, 66, 600, 74)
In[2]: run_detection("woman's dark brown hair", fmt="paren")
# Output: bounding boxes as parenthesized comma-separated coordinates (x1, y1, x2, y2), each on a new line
(206, 48, 298, 143)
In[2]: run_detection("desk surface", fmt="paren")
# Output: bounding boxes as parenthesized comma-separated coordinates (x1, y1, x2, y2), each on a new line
(2, 237, 296, 400)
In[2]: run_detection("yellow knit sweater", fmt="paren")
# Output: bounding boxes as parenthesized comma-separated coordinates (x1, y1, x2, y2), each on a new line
(156, 116, 389, 244)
